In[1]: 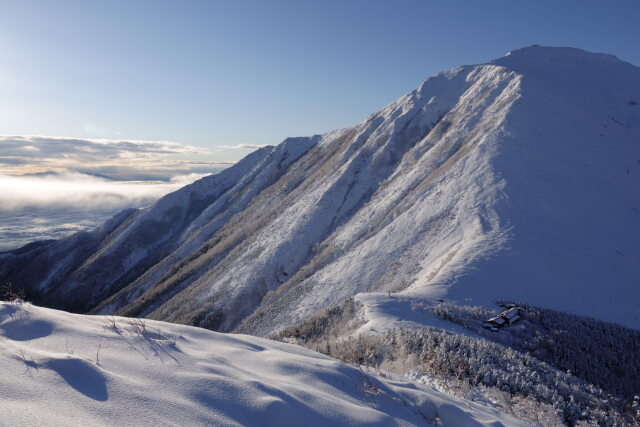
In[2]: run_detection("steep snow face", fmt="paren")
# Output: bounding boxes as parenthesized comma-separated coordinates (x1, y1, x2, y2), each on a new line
(243, 64, 522, 334)
(133, 63, 521, 333)
(0, 139, 318, 313)
(1, 46, 638, 333)
(244, 47, 640, 333)
(440, 46, 640, 325)
(0, 302, 527, 427)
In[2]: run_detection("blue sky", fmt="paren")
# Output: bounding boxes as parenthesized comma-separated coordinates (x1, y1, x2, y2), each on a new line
(1, 0, 639, 163)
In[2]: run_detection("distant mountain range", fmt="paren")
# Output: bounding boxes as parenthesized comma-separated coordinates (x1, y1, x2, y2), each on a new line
(2, 45, 638, 334)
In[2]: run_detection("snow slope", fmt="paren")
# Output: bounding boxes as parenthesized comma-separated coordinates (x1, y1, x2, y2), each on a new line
(1, 46, 638, 334)
(241, 46, 640, 333)
(0, 302, 527, 427)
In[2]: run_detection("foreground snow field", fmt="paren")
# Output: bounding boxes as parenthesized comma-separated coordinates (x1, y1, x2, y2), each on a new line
(0, 302, 527, 427)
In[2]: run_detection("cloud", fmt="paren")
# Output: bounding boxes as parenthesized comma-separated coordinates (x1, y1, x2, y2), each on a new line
(0, 134, 231, 180)
(0, 169, 214, 251)
(0, 170, 213, 249)
(214, 143, 269, 150)
(0, 134, 208, 157)
(0, 171, 209, 211)
(0, 207, 114, 251)
(0, 134, 239, 250)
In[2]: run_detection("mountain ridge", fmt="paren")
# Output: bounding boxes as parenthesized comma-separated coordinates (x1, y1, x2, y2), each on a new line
(1, 45, 638, 334)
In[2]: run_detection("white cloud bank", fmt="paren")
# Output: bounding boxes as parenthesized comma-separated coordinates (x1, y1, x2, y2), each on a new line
(0, 171, 207, 211)
(0, 171, 209, 251)
(0, 134, 233, 180)
(214, 143, 269, 150)
(0, 134, 253, 250)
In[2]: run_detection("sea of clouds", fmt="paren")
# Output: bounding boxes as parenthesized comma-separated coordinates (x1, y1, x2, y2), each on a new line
(0, 135, 232, 251)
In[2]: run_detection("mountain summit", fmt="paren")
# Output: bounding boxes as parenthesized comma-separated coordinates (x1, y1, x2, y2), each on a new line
(2, 46, 639, 333)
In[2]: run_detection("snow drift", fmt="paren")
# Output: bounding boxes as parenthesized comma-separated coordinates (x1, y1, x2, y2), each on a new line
(0, 302, 526, 426)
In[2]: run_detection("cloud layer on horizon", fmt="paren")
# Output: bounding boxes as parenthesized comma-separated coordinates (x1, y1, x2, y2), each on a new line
(0, 171, 209, 211)
(0, 134, 244, 250)
(214, 143, 269, 150)
(0, 134, 233, 180)
(0, 171, 214, 250)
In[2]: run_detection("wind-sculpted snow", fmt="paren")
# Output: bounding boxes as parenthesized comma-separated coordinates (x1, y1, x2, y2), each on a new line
(1, 46, 639, 335)
(0, 302, 527, 426)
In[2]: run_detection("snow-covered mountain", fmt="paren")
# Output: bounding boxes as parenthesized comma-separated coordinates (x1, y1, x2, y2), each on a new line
(1, 45, 638, 335)
(0, 301, 527, 426)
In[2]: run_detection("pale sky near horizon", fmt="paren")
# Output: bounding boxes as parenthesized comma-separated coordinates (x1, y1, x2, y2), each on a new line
(1, 0, 639, 165)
